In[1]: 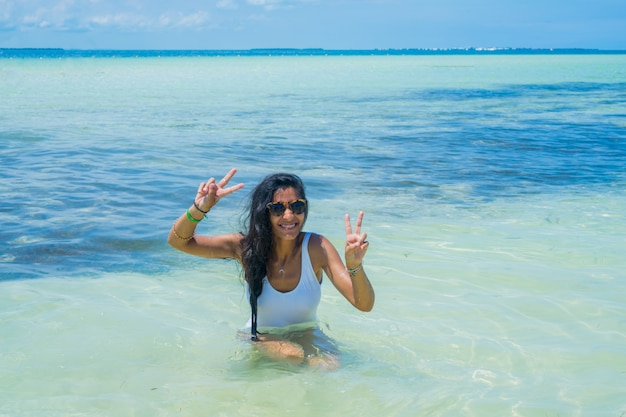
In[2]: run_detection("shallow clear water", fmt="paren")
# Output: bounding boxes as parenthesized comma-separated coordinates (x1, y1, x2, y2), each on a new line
(1, 53, 625, 416)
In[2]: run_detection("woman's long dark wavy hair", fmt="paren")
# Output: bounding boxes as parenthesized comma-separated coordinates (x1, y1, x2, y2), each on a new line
(240, 173, 308, 340)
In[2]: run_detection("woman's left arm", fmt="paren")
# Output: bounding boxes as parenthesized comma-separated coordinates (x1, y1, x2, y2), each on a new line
(314, 211, 375, 312)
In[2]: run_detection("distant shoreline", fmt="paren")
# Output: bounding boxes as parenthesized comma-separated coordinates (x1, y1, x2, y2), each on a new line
(1, 47, 626, 58)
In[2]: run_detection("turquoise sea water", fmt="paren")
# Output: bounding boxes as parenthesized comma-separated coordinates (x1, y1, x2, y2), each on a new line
(1, 51, 625, 416)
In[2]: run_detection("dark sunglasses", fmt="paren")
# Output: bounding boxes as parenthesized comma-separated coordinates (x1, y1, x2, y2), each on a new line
(266, 199, 307, 216)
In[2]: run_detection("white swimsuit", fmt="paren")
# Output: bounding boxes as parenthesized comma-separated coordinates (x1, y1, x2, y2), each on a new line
(246, 232, 321, 329)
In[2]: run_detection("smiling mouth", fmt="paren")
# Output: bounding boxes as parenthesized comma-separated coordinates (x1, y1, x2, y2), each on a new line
(280, 223, 298, 230)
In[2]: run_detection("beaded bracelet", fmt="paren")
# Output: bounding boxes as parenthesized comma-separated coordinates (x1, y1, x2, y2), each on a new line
(348, 264, 363, 277)
(171, 223, 194, 241)
(186, 209, 202, 223)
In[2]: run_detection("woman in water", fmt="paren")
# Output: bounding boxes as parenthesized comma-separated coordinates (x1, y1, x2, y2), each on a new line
(168, 168, 375, 367)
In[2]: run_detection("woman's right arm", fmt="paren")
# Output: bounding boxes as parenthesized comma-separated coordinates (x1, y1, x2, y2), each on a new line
(167, 168, 244, 260)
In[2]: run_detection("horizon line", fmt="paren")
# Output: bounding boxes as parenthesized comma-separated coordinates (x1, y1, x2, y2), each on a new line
(2, 47, 626, 58)
(2, 47, 625, 51)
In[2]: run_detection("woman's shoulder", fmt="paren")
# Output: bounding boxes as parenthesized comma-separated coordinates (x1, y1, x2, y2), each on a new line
(304, 232, 337, 257)
(304, 231, 323, 246)
(304, 232, 342, 273)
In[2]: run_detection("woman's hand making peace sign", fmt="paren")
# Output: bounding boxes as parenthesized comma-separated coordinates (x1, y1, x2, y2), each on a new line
(344, 211, 369, 268)
(195, 168, 245, 213)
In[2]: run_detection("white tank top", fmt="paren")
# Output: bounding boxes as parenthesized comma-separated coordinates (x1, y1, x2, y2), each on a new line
(247, 232, 321, 329)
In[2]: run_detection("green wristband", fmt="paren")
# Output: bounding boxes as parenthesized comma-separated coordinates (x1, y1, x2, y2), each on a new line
(186, 209, 202, 223)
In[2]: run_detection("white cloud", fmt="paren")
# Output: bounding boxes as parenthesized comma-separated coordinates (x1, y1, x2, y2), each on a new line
(22, 7, 60, 29)
(0, 0, 14, 24)
(88, 11, 211, 30)
(246, 0, 317, 11)
(246, 0, 287, 11)
(7, 1, 214, 32)
(0, 0, 308, 32)
(170, 11, 211, 28)
(216, 0, 238, 9)
(89, 13, 152, 29)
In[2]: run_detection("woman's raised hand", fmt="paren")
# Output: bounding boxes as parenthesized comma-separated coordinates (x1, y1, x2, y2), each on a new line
(344, 211, 369, 267)
(195, 168, 244, 212)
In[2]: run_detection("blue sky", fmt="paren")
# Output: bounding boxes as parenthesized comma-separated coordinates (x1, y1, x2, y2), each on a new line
(1, 0, 625, 50)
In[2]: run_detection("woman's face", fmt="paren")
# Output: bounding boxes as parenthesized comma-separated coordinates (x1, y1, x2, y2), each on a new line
(268, 186, 305, 241)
